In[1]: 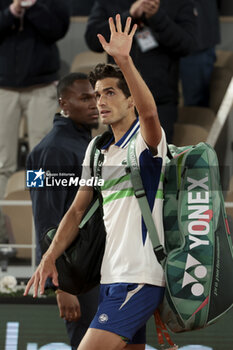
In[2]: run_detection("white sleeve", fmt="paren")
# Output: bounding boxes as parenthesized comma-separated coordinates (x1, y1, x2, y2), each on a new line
(136, 128, 167, 161)
(80, 138, 96, 183)
(157, 128, 167, 160)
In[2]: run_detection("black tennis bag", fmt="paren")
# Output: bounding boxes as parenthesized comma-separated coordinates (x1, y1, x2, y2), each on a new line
(43, 195, 105, 295)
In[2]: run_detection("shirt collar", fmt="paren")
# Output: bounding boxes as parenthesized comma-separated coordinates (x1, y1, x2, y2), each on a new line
(102, 118, 140, 150)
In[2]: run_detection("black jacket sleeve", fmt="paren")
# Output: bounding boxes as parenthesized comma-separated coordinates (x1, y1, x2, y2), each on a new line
(85, 1, 131, 52)
(25, 0, 70, 42)
(146, 1, 197, 56)
(0, 7, 16, 32)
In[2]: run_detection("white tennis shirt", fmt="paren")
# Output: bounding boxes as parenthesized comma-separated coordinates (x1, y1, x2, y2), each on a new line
(81, 119, 167, 287)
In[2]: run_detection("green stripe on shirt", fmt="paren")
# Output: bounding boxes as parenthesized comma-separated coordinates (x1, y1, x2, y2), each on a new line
(101, 173, 130, 191)
(103, 187, 134, 205)
(103, 188, 163, 205)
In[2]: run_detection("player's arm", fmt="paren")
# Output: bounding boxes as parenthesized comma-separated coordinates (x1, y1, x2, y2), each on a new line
(97, 14, 162, 151)
(24, 186, 93, 297)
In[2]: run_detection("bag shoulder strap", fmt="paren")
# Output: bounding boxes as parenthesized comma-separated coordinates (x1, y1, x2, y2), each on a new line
(127, 133, 166, 266)
(90, 135, 101, 177)
(79, 132, 112, 228)
(90, 131, 113, 177)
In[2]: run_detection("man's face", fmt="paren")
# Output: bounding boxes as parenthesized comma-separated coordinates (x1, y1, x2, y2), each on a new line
(61, 80, 99, 128)
(95, 77, 132, 127)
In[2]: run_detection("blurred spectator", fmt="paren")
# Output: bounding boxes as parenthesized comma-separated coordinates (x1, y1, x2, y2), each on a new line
(71, 0, 95, 16)
(219, 0, 233, 16)
(0, 213, 7, 243)
(27, 72, 99, 349)
(85, 0, 197, 142)
(180, 0, 220, 107)
(0, 0, 70, 199)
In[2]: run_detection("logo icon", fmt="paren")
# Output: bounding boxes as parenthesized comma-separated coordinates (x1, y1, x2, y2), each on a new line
(98, 314, 109, 324)
(26, 169, 45, 188)
(182, 254, 207, 297)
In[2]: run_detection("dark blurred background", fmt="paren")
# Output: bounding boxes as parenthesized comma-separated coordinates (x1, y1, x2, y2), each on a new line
(71, 0, 95, 16)
(70, 0, 233, 16)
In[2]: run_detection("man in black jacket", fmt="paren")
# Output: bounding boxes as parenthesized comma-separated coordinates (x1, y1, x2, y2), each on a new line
(27, 72, 99, 350)
(180, 0, 221, 107)
(0, 0, 70, 199)
(85, 0, 197, 142)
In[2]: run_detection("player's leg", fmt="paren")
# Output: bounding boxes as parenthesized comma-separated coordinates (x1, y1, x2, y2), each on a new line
(77, 327, 127, 350)
(77, 283, 164, 350)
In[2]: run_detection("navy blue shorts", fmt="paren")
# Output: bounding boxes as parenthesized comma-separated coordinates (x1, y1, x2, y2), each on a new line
(90, 283, 165, 344)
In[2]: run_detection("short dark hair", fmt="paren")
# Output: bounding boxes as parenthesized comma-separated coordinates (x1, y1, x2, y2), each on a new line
(57, 72, 88, 99)
(89, 63, 131, 98)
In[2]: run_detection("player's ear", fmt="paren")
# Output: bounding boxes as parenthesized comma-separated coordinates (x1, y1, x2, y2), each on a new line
(127, 96, 134, 109)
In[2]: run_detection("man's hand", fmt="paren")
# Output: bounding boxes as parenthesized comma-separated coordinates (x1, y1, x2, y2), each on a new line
(24, 254, 59, 297)
(10, 0, 36, 17)
(56, 290, 81, 322)
(130, 0, 146, 19)
(10, 0, 23, 16)
(130, 0, 160, 20)
(144, 0, 160, 19)
(12, 0, 21, 10)
(97, 15, 137, 61)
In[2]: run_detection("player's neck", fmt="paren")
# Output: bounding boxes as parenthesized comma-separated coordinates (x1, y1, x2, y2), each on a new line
(111, 112, 136, 144)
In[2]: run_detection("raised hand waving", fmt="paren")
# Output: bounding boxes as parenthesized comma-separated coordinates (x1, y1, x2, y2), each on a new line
(97, 14, 137, 60)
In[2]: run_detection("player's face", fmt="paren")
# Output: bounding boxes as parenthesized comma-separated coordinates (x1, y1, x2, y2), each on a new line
(62, 80, 99, 127)
(95, 77, 132, 127)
